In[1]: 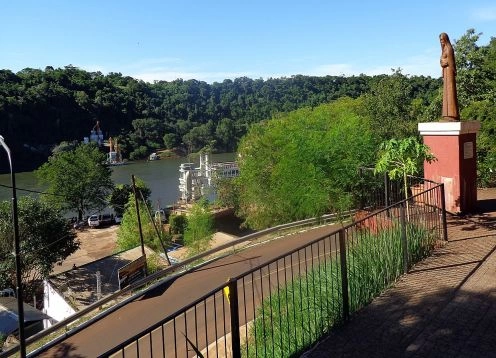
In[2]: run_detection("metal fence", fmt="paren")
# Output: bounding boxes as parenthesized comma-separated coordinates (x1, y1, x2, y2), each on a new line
(357, 167, 440, 210)
(95, 183, 446, 358)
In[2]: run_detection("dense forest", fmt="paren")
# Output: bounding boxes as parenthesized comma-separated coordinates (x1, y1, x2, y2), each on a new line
(0, 29, 495, 180)
(0, 68, 437, 169)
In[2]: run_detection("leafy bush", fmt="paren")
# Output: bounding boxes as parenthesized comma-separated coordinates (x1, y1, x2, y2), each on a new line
(146, 253, 167, 274)
(169, 214, 188, 235)
(184, 201, 214, 256)
(236, 98, 377, 229)
(129, 145, 149, 160)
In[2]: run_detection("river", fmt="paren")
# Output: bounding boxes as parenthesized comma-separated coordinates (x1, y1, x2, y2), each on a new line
(0, 153, 235, 208)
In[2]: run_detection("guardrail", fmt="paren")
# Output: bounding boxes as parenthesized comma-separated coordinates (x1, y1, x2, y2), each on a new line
(54, 183, 446, 357)
(1, 210, 353, 357)
(2, 175, 444, 357)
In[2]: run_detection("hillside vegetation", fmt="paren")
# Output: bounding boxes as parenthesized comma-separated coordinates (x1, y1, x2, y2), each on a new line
(0, 29, 494, 183)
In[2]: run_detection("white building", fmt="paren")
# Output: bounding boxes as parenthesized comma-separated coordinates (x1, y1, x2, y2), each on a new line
(43, 246, 160, 327)
(178, 153, 239, 202)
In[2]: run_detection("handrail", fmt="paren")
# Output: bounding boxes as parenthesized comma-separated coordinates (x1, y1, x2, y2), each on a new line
(1, 209, 353, 357)
(359, 167, 439, 185)
(4, 183, 442, 357)
(98, 183, 445, 357)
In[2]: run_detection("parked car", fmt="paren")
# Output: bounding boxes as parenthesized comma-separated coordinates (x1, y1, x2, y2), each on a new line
(99, 214, 114, 227)
(88, 215, 100, 227)
(73, 220, 86, 229)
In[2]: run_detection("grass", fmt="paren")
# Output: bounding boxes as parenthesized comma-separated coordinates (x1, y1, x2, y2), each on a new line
(243, 219, 438, 357)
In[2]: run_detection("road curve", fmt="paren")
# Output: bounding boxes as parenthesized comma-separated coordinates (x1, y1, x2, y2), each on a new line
(38, 224, 340, 357)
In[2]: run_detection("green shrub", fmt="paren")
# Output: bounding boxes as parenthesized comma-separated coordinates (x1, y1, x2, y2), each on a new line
(169, 214, 188, 235)
(146, 253, 167, 274)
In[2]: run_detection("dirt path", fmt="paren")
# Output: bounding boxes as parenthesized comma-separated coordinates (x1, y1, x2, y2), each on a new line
(52, 226, 240, 275)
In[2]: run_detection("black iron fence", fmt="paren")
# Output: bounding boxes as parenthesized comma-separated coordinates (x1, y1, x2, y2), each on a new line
(357, 167, 440, 210)
(95, 183, 446, 358)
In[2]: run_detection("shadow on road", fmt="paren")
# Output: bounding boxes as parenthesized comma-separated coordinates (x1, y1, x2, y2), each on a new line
(193, 255, 262, 272)
(40, 342, 84, 358)
(139, 276, 178, 300)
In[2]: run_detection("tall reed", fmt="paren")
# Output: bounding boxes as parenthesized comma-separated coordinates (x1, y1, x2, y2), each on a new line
(243, 222, 436, 357)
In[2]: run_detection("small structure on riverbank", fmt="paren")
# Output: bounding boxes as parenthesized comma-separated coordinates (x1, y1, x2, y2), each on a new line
(43, 246, 163, 325)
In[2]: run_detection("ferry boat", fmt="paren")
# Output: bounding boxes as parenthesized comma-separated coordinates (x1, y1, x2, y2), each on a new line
(178, 153, 239, 202)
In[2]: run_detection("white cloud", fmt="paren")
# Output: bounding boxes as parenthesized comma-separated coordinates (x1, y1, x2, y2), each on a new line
(78, 64, 107, 73)
(303, 49, 441, 79)
(131, 69, 256, 83)
(471, 6, 496, 21)
(75, 47, 441, 84)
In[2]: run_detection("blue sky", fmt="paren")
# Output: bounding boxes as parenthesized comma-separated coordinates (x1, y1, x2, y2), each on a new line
(1, 1, 495, 83)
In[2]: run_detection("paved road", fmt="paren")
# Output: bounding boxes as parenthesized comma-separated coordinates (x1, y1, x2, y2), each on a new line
(38, 224, 341, 357)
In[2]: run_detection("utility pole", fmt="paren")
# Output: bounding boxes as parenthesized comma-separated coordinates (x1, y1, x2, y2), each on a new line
(131, 175, 146, 259)
(0, 135, 26, 357)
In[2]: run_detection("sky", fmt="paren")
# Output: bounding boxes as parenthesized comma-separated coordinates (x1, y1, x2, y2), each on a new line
(1, 0, 496, 83)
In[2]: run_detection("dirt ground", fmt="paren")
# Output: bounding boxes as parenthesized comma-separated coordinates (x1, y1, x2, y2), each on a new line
(52, 225, 120, 275)
(51, 225, 241, 275)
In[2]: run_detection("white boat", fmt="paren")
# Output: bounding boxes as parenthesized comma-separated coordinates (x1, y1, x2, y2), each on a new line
(149, 152, 160, 161)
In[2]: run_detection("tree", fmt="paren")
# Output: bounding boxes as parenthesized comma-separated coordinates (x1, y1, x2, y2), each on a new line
(109, 178, 151, 217)
(51, 140, 79, 155)
(184, 200, 214, 255)
(163, 132, 179, 149)
(215, 118, 236, 152)
(235, 98, 377, 229)
(0, 197, 79, 297)
(116, 193, 164, 252)
(375, 137, 436, 216)
(213, 177, 240, 209)
(362, 69, 416, 140)
(36, 143, 114, 220)
(453, 29, 490, 109)
(169, 214, 188, 235)
(116, 179, 167, 253)
(461, 100, 496, 186)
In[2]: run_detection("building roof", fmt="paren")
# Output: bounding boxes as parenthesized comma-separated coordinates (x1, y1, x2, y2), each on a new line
(0, 297, 50, 336)
(47, 246, 163, 311)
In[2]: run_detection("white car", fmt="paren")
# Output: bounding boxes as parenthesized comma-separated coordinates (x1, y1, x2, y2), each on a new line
(88, 215, 100, 227)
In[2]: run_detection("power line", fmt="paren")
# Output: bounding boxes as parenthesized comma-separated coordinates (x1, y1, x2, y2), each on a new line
(0, 183, 65, 197)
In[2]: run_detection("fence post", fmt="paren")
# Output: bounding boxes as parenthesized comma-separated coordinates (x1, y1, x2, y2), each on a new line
(384, 172, 390, 207)
(440, 183, 449, 241)
(338, 229, 350, 321)
(359, 167, 365, 210)
(400, 203, 409, 274)
(228, 279, 241, 358)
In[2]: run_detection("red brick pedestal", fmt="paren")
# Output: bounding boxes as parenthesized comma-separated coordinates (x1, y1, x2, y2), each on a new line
(418, 121, 480, 213)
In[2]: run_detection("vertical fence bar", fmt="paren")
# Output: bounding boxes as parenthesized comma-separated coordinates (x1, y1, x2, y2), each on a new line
(440, 183, 448, 241)
(338, 229, 349, 321)
(384, 172, 390, 207)
(400, 203, 409, 274)
(228, 280, 241, 358)
(359, 167, 365, 210)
